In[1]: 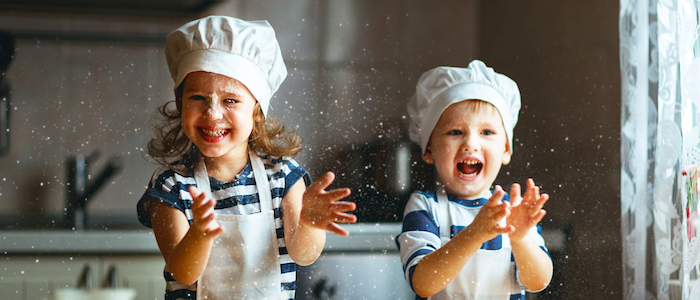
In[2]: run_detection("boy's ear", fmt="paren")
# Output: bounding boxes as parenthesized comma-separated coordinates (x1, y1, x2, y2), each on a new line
(422, 147, 434, 164)
(502, 142, 512, 165)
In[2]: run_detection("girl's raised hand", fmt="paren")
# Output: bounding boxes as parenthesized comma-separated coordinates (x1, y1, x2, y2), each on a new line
(300, 172, 357, 236)
(188, 186, 224, 239)
(469, 185, 513, 242)
(507, 178, 548, 242)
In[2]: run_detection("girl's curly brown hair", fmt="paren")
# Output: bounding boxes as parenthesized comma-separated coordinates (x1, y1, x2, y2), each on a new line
(147, 84, 302, 172)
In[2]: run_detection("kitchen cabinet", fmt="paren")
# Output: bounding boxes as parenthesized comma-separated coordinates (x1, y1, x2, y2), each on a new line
(0, 255, 99, 300)
(0, 254, 164, 300)
(0, 230, 164, 300)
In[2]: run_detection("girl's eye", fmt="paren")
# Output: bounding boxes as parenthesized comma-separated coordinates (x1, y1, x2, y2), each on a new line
(447, 130, 462, 135)
(481, 129, 494, 136)
(188, 94, 205, 101)
(224, 98, 239, 103)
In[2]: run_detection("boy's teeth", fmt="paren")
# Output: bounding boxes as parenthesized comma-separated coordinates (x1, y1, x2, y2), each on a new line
(458, 160, 481, 177)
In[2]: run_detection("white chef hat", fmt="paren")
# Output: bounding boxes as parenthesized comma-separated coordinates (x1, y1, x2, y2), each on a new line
(408, 60, 521, 155)
(165, 15, 287, 117)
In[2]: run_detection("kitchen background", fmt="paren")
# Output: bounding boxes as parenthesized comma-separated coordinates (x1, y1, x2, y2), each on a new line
(0, 0, 620, 299)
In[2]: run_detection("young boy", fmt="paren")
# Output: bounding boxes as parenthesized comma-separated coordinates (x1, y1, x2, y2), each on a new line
(397, 60, 553, 299)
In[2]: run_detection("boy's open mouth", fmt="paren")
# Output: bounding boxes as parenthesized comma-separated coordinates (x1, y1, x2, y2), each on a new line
(457, 160, 482, 178)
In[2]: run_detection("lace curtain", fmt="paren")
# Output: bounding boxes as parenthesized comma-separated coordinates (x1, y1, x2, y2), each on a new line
(620, 0, 700, 299)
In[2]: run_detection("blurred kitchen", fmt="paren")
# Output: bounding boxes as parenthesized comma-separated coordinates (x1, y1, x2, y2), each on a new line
(0, 0, 621, 299)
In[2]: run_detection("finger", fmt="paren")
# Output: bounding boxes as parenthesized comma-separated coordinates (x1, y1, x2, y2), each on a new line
(326, 222, 350, 237)
(491, 223, 513, 236)
(527, 178, 540, 195)
(200, 210, 217, 224)
(333, 212, 358, 224)
(322, 187, 352, 202)
(332, 201, 357, 213)
(523, 179, 540, 204)
(195, 203, 216, 223)
(529, 193, 549, 214)
(487, 185, 505, 206)
(193, 194, 216, 214)
(309, 171, 336, 193)
(529, 210, 547, 225)
(188, 186, 204, 203)
(487, 201, 510, 221)
(189, 186, 213, 210)
(527, 178, 536, 189)
(509, 183, 522, 206)
(206, 225, 225, 237)
(503, 224, 516, 234)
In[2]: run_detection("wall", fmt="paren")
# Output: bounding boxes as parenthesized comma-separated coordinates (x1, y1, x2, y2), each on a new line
(0, 0, 623, 298)
(0, 2, 479, 222)
(479, 1, 622, 298)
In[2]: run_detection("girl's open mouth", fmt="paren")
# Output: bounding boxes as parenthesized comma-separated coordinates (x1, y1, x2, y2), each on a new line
(457, 160, 482, 178)
(199, 127, 230, 142)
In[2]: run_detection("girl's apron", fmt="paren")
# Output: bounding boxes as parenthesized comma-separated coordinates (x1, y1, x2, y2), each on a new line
(193, 150, 281, 299)
(431, 188, 521, 300)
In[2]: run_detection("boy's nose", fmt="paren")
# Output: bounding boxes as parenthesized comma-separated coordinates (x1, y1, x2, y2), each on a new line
(462, 135, 480, 152)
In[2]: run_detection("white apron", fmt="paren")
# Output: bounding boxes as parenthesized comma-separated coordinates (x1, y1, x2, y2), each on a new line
(193, 150, 281, 299)
(430, 188, 521, 300)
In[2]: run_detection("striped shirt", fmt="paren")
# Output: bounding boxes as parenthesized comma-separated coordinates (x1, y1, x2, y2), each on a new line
(137, 154, 309, 300)
(396, 190, 549, 300)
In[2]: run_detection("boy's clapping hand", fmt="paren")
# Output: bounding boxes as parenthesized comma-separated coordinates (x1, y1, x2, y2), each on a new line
(469, 185, 514, 242)
(506, 179, 549, 242)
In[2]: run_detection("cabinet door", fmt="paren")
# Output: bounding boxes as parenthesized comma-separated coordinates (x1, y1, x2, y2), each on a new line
(0, 255, 100, 300)
(101, 255, 166, 300)
(297, 252, 414, 299)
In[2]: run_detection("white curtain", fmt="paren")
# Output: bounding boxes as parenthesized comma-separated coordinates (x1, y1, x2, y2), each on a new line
(620, 0, 700, 299)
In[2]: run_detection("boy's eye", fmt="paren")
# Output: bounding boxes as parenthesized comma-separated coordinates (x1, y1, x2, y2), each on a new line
(188, 94, 206, 100)
(224, 98, 239, 103)
(481, 129, 494, 136)
(447, 130, 462, 135)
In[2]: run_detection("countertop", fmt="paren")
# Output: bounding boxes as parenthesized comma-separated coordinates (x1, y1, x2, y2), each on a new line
(0, 223, 403, 255)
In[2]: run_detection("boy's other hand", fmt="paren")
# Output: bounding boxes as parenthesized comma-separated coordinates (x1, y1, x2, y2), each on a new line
(469, 185, 513, 242)
(507, 178, 548, 242)
(188, 186, 224, 239)
(300, 171, 357, 236)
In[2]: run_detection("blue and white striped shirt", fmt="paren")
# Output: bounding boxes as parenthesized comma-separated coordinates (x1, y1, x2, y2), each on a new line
(137, 154, 310, 300)
(396, 190, 549, 300)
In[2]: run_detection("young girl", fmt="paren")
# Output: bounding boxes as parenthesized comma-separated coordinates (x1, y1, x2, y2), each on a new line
(136, 16, 357, 300)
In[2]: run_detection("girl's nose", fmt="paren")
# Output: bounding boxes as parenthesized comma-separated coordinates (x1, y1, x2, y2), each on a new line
(204, 101, 223, 120)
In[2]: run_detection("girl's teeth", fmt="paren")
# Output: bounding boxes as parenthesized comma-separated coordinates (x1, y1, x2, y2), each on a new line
(201, 128, 227, 136)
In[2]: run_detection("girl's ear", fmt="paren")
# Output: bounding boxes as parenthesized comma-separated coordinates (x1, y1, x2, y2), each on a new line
(422, 147, 434, 164)
(175, 83, 184, 113)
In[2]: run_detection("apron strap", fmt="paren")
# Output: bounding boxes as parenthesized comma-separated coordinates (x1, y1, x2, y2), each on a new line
(193, 150, 274, 212)
(249, 149, 273, 211)
(436, 187, 451, 241)
(194, 156, 213, 200)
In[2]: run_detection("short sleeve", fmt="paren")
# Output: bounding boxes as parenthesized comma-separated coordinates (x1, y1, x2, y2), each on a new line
(395, 191, 441, 291)
(267, 155, 310, 199)
(136, 168, 194, 228)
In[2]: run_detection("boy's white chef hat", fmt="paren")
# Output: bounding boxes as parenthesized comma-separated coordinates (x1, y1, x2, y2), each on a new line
(165, 15, 287, 117)
(408, 60, 521, 155)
